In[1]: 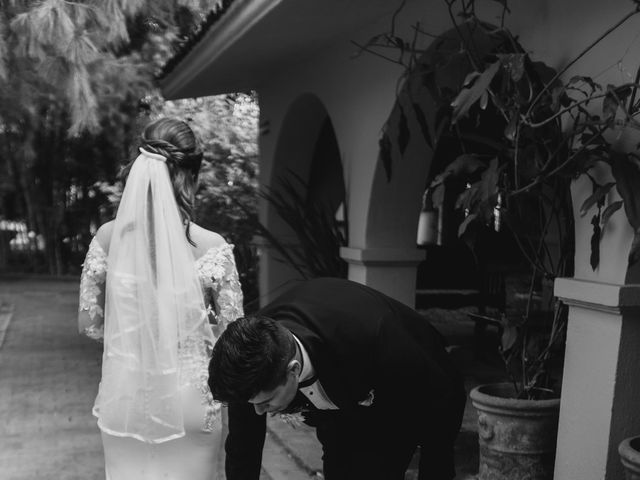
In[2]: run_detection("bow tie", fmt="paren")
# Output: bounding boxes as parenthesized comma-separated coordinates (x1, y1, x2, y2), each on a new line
(282, 390, 315, 415)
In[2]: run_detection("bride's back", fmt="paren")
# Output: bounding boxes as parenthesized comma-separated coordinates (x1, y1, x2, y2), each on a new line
(95, 219, 226, 261)
(78, 118, 240, 480)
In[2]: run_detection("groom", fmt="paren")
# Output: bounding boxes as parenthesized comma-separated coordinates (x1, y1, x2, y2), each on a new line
(209, 277, 466, 480)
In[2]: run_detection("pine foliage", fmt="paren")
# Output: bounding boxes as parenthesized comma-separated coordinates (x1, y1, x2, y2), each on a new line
(2, 0, 223, 134)
(0, 0, 229, 275)
(0, 12, 8, 81)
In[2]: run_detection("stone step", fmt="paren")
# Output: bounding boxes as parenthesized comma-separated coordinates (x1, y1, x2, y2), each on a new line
(266, 415, 323, 477)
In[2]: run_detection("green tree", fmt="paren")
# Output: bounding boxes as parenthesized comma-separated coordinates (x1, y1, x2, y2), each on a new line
(0, 0, 224, 273)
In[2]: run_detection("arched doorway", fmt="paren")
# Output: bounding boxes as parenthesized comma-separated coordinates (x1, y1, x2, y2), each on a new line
(261, 93, 346, 302)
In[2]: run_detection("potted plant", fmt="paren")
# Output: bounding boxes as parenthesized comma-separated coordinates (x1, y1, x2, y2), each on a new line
(357, 0, 640, 478)
(422, 15, 571, 479)
(619, 435, 640, 480)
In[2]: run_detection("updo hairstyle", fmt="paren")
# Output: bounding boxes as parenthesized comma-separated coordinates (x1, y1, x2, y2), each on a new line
(121, 117, 204, 245)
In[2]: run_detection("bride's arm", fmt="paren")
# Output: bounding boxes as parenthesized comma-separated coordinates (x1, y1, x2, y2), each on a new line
(78, 237, 107, 342)
(211, 244, 244, 331)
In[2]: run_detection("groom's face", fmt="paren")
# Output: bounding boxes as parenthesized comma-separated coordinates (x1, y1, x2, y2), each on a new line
(249, 360, 300, 415)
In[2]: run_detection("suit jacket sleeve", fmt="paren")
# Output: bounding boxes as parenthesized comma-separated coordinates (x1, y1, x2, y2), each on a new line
(225, 402, 266, 480)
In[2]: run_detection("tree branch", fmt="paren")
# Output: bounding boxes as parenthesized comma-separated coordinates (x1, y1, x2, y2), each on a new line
(526, 7, 640, 118)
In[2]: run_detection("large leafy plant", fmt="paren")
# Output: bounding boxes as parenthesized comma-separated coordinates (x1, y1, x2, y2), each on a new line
(241, 171, 348, 282)
(359, 0, 640, 398)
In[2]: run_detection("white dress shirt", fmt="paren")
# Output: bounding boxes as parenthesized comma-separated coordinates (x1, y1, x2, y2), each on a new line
(292, 334, 339, 410)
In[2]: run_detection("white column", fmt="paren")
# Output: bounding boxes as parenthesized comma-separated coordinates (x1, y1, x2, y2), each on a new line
(554, 277, 640, 480)
(340, 247, 425, 307)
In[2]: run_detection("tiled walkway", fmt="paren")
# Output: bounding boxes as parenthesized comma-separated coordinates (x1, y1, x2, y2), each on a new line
(0, 278, 505, 479)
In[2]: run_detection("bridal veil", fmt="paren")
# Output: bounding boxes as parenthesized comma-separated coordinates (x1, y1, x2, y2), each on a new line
(93, 147, 214, 443)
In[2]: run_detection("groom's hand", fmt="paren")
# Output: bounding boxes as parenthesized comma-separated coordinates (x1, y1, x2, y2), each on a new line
(225, 402, 266, 480)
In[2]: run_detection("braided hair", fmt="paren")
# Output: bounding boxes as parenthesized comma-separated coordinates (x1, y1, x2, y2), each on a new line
(120, 117, 204, 245)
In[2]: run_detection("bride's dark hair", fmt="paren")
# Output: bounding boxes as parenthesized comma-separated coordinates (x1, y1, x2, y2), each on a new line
(120, 117, 204, 245)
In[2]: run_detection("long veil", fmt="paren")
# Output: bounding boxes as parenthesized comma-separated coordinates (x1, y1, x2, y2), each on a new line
(93, 148, 214, 443)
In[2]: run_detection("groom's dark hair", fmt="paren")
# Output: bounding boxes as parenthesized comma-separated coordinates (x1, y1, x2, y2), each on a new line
(208, 315, 297, 403)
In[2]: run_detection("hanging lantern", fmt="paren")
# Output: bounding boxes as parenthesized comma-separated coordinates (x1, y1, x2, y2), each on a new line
(464, 182, 472, 217)
(493, 191, 504, 232)
(417, 188, 440, 246)
(417, 209, 439, 245)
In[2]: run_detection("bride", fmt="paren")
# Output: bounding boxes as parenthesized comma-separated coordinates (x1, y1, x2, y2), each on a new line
(77, 118, 243, 479)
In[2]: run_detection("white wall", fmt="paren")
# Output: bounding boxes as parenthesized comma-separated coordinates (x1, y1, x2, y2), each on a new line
(254, 3, 428, 299)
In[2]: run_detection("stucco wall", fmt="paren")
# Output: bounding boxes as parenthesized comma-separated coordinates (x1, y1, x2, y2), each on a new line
(255, 3, 431, 298)
(256, 23, 407, 249)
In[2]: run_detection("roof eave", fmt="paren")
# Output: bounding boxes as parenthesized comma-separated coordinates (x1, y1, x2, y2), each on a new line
(160, 0, 283, 99)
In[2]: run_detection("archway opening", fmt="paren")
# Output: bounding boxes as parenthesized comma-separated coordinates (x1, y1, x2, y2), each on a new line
(262, 94, 347, 298)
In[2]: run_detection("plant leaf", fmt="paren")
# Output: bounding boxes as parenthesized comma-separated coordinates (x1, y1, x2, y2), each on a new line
(579, 182, 615, 216)
(615, 84, 633, 103)
(451, 61, 500, 122)
(603, 84, 633, 120)
(611, 152, 640, 229)
(497, 53, 525, 82)
(629, 228, 640, 267)
(603, 86, 619, 120)
(478, 157, 500, 203)
(458, 213, 477, 238)
(462, 70, 481, 87)
(590, 214, 601, 271)
(430, 154, 486, 188)
(454, 185, 472, 210)
(412, 103, 432, 150)
(379, 132, 392, 181)
(601, 200, 623, 226)
(567, 75, 601, 94)
(504, 111, 518, 141)
(479, 91, 488, 110)
(550, 86, 565, 113)
(398, 106, 410, 155)
(431, 183, 445, 209)
(501, 324, 519, 352)
(232, 198, 309, 280)
(574, 149, 610, 175)
(580, 125, 607, 146)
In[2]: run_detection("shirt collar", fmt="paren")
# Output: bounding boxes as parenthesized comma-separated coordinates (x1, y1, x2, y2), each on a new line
(292, 333, 315, 384)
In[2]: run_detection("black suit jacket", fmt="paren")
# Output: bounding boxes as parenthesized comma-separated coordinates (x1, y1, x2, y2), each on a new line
(225, 278, 464, 480)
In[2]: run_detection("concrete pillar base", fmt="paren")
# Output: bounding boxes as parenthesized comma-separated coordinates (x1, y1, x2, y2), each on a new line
(340, 246, 425, 307)
(554, 277, 640, 480)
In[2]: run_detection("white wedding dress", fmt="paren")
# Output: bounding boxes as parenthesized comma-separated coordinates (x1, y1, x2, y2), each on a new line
(79, 238, 243, 480)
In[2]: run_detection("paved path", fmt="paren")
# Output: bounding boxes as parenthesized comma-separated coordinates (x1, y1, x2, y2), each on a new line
(0, 280, 103, 480)
(0, 279, 489, 480)
(0, 279, 323, 480)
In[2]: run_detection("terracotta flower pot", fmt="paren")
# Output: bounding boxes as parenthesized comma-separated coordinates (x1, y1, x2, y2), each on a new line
(470, 383, 560, 480)
(619, 436, 640, 479)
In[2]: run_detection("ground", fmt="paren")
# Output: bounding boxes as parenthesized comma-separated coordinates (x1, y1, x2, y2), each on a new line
(0, 278, 507, 479)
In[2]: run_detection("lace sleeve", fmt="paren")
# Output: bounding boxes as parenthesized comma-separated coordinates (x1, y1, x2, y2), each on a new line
(198, 243, 244, 334)
(78, 237, 107, 341)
